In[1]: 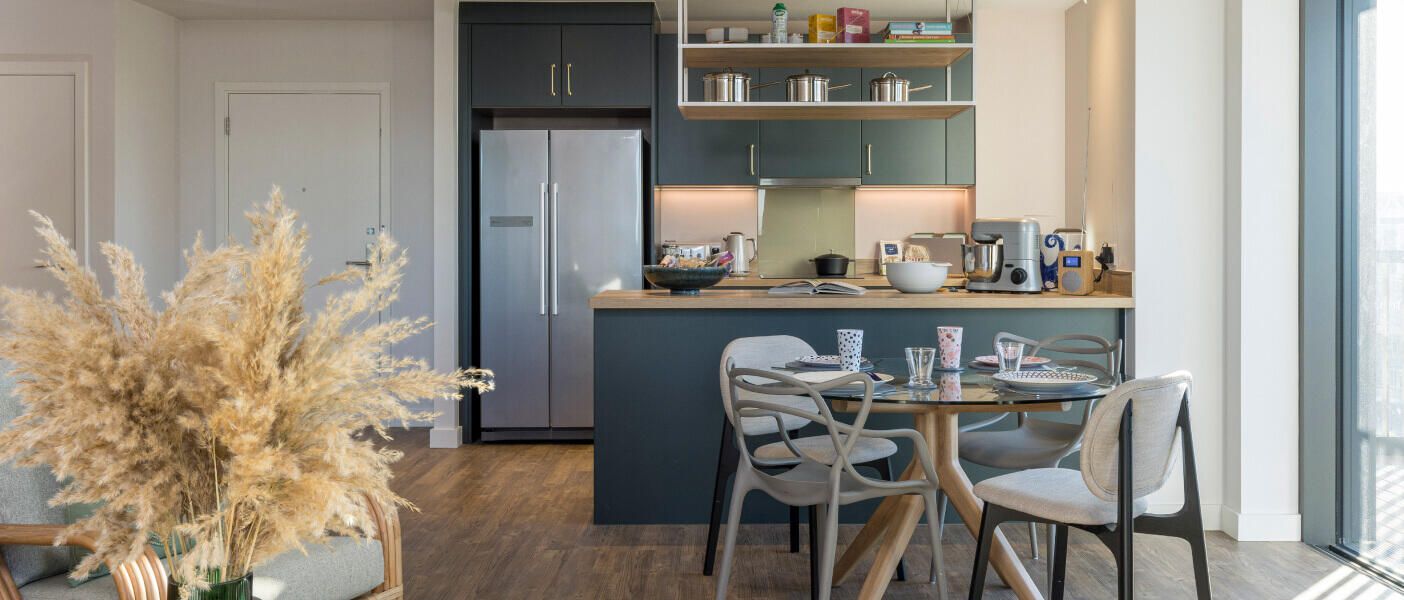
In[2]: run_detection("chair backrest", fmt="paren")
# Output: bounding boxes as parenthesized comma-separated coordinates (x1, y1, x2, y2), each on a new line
(1079, 371, 1192, 502)
(0, 363, 73, 587)
(717, 335, 817, 428)
(995, 331, 1122, 377)
(726, 367, 873, 476)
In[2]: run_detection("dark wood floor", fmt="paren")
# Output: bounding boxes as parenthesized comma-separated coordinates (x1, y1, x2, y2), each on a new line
(387, 430, 1398, 599)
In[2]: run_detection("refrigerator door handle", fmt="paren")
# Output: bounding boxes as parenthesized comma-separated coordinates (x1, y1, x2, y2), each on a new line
(550, 183, 560, 315)
(539, 183, 548, 316)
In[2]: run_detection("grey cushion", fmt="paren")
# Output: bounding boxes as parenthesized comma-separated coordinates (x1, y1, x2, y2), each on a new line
(0, 365, 73, 587)
(253, 536, 384, 600)
(22, 537, 383, 600)
(754, 435, 898, 466)
(958, 418, 1084, 470)
(973, 468, 1149, 526)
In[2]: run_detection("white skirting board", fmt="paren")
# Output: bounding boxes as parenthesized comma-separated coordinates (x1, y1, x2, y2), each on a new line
(429, 426, 463, 449)
(1219, 505, 1302, 541)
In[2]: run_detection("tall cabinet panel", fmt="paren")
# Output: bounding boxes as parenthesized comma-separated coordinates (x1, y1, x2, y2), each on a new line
(656, 35, 759, 185)
(860, 67, 948, 185)
(946, 55, 976, 185)
(563, 25, 654, 107)
(470, 25, 562, 107)
(478, 131, 552, 428)
(548, 131, 643, 427)
(757, 67, 862, 179)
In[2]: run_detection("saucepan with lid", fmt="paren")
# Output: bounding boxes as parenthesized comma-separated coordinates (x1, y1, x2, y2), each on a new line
(702, 68, 785, 102)
(868, 71, 935, 102)
(785, 70, 851, 102)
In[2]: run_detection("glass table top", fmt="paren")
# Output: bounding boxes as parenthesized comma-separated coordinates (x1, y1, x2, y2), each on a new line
(778, 358, 1119, 406)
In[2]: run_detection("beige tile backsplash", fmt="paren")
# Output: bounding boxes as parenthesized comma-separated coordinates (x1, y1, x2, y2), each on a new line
(656, 187, 971, 274)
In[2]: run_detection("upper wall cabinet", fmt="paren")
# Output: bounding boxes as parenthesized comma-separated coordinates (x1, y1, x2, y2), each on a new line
(657, 35, 759, 185)
(562, 25, 653, 107)
(470, 25, 563, 107)
(464, 4, 656, 110)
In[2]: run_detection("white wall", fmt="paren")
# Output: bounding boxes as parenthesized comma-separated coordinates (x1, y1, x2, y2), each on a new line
(1066, 0, 1135, 268)
(430, 0, 461, 448)
(1134, 0, 1226, 528)
(115, 0, 179, 295)
(0, 0, 117, 274)
(177, 20, 437, 382)
(973, 6, 1067, 230)
(1221, 0, 1301, 541)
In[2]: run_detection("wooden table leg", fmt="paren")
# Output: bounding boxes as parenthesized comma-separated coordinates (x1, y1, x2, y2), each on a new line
(851, 411, 938, 599)
(832, 450, 919, 584)
(934, 411, 1043, 600)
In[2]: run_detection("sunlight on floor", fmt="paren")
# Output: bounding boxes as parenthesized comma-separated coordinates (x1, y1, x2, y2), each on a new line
(1292, 565, 1403, 599)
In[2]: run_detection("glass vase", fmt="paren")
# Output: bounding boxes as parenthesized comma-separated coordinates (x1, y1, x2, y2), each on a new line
(167, 573, 254, 600)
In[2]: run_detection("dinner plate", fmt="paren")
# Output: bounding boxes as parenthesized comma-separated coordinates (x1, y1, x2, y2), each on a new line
(791, 371, 895, 387)
(796, 355, 873, 368)
(992, 370, 1098, 392)
(967, 361, 1047, 372)
(972, 355, 1052, 367)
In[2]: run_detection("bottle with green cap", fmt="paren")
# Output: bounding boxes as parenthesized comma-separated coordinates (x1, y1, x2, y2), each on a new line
(771, 3, 788, 44)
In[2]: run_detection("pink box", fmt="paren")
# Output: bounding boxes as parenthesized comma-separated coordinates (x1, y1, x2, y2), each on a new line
(837, 7, 870, 43)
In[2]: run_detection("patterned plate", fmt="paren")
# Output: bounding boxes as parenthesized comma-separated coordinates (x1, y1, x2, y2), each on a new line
(967, 360, 1046, 372)
(791, 371, 895, 387)
(796, 355, 872, 368)
(992, 370, 1099, 392)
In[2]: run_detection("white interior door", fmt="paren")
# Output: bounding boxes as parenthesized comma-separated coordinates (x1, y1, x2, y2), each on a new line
(0, 71, 81, 296)
(223, 91, 383, 313)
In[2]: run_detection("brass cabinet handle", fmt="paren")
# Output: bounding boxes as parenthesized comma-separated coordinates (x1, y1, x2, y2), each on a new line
(550, 63, 557, 96)
(749, 144, 756, 176)
(566, 63, 574, 96)
(866, 144, 873, 175)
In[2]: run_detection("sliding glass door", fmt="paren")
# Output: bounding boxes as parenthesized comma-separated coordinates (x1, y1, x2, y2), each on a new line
(1343, 0, 1404, 576)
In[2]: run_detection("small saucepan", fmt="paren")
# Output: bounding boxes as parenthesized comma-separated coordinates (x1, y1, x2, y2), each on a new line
(868, 71, 935, 102)
(785, 70, 851, 102)
(810, 252, 852, 277)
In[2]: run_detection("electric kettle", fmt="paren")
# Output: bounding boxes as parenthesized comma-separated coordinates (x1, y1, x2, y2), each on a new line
(722, 232, 757, 275)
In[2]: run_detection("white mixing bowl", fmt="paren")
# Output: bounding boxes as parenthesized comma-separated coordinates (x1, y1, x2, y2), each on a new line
(885, 261, 951, 293)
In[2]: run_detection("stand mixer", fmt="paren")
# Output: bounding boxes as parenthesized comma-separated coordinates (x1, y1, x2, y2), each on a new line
(964, 218, 1043, 293)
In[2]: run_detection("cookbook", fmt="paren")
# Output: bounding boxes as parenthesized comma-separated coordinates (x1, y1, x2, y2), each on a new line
(768, 280, 868, 296)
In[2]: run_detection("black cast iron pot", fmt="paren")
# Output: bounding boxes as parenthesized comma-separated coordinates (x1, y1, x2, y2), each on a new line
(810, 253, 851, 278)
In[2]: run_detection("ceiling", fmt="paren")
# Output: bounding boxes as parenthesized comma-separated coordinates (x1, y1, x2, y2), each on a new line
(134, 0, 1074, 21)
(133, 0, 433, 20)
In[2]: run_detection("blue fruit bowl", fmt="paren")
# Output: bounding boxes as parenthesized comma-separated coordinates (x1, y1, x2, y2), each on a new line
(643, 266, 728, 295)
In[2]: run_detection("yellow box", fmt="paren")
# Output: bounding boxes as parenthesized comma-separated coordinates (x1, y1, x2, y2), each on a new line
(808, 14, 837, 43)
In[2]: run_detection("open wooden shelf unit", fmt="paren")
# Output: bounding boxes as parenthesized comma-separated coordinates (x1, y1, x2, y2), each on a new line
(680, 42, 974, 69)
(677, 101, 974, 120)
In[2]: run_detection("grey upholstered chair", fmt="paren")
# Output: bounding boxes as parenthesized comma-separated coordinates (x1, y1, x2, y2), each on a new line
(0, 367, 401, 600)
(715, 366, 948, 600)
(967, 371, 1211, 600)
(704, 335, 908, 591)
(954, 332, 1121, 574)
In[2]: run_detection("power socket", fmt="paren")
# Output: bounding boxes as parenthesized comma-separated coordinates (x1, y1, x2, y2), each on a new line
(1096, 243, 1116, 271)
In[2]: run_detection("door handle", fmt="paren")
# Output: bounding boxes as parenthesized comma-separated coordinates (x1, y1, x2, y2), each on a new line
(539, 183, 548, 316)
(749, 144, 756, 176)
(550, 183, 560, 316)
(550, 63, 558, 96)
(566, 63, 574, 96)
(345, 260, 372, 267)
(866, 144, 873, 175)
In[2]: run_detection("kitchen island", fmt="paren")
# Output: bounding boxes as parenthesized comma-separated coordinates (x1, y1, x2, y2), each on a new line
(589, 289, 1133, 525)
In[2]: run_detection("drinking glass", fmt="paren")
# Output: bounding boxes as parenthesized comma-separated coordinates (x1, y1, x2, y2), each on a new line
(837, 329, 864, 371)
(904, 347, 937, 388)
(995, 341, 1026, 373)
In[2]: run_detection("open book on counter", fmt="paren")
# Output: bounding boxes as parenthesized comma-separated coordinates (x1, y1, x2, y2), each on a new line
(767, 280, 868, 296)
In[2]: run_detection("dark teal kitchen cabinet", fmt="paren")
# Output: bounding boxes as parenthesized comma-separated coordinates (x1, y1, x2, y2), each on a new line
(470, 25, 563, 107)
(563, 25, 653, 107)
(756, 67, 862, 179)
(860, 67, 947, 185)
(946, 54, 976, 185)
(656, 35, 759, 185)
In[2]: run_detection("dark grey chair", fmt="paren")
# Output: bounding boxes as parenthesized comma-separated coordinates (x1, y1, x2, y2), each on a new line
(953, 332, 1121, 580)
(703, 335, 908, 594)
(967, 371, 1211, 600)
(715, 367, 948, 600)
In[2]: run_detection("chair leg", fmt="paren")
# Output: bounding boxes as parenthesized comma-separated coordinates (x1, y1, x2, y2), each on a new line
(816, 501, 841, 600)
(714, 476, 749, 600)
(790, 506, 801, 553)
(1046, 521, 1056, 593)
(704, 419, 740, 576)
(968, 504, 1001, 600)
(1050, 524, 1069, 600)
(922, 491, 949, 600)
(934, 488, 947, 583)
(872, 456, 908, 582)
(809, 506, 819, 600)
(1028, 521, 1040, 560)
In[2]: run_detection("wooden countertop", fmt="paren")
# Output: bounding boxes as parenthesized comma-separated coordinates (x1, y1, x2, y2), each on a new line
(589, 289, 1135, 310)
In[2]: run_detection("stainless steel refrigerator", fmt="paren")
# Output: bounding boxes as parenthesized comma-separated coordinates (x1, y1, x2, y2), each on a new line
(478, 130, 642, 439)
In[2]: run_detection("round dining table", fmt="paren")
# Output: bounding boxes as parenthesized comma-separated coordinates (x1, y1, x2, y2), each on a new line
(812, 360, 1119, 600)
